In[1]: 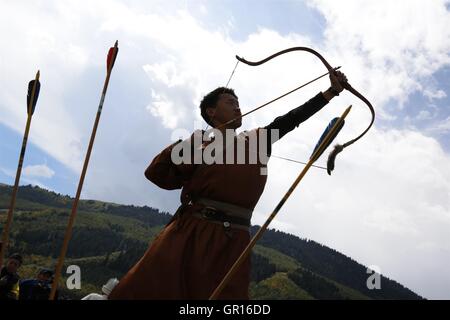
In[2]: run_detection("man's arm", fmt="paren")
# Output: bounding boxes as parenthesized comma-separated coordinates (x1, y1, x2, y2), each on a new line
(144, 140, 185, 190)
(264, 90, 336, 142)
(322, 87, 341, 102)
(145, 131, 200, 190)
(263, 70, 347, 153)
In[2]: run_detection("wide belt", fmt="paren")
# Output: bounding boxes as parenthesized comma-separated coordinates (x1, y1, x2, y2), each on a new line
(191, 197, 253, 230)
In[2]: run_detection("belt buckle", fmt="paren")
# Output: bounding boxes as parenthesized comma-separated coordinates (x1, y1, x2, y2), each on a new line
(201, 206, 218, 219)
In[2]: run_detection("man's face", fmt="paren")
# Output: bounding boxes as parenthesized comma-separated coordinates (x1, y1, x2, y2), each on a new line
(38, 273, 51, 282)
(207, 93, 242, 129)
(6, 258, 20, 274)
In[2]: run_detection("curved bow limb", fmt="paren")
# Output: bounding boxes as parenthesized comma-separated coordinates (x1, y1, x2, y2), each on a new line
(236, 46, 375, 174)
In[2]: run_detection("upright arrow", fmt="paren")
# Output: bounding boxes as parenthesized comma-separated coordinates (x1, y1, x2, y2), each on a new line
(0, 70, 41, 268)
(49, 41, 119, 300)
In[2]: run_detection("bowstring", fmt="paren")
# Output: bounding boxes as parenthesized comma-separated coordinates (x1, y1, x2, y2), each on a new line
(204, 60, 240, 133)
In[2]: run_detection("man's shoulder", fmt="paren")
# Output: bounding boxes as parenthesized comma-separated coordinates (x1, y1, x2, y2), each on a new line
(20, 278, 37, 286)
(238, 127, 261, 135)
(9, 273, 20, 283)
(238, 127, 268, 140)
(0, 268, 19, 281)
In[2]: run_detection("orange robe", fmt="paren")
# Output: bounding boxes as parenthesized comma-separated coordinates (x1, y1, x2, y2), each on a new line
(109, 129, 268, 300)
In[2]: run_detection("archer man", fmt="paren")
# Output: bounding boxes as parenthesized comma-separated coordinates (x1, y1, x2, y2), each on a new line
(109, 70, 348, 300)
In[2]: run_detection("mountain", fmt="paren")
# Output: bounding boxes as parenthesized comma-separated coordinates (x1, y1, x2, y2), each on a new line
(0, 184, 423, 300)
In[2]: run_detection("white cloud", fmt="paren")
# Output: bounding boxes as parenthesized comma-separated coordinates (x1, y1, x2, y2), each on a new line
(254, 127, 450, 299)
(0, 167, 15, 178)
(416, 110, 433, 121)
(428, 116, 450, 134)
(307, 0, 450, 114)
(143, 62, 183, 88)
(23, 164, 55, 179)
(147, 89, 183, 130)
(424, 88, 447, 101)
(199, 4, 208, 15)
(20, 178, 52, 191)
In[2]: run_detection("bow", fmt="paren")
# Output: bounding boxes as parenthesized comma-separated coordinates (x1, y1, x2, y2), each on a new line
(236, 46, 375, 174)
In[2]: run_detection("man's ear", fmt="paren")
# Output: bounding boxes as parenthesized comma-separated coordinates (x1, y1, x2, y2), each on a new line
(206, 107, 216, 121)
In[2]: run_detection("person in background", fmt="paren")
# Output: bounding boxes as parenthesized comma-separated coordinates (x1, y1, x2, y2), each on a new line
(0, 253, 23, 300)
(19, 268, 56, 300)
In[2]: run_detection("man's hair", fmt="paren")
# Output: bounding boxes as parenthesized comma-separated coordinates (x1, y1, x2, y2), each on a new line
(9, 253, 23, 265)
(199, 87, 237, 126)
(38, 268, 54, 278)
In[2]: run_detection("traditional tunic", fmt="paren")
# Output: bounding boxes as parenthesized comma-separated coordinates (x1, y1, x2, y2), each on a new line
(109, 92, 328, 300)
(0, 266, 20, 300)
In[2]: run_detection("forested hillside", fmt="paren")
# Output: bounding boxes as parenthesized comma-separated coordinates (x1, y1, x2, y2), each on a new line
(0, 184, 422, 300)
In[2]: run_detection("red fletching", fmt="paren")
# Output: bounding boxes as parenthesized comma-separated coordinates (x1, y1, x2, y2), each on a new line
(107, 40, 119, 71)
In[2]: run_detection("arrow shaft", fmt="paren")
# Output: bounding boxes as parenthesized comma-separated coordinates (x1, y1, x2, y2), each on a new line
(49, 43, 118, 300)
(0, 114, 33, 267)
(205, 67, 341, 170)
(216, 67, 341, 131)
(0, 70, 40, 268)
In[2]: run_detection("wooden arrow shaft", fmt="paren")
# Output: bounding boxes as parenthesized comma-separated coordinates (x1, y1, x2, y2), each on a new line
(0, 71, 40, 268)
(0, 114, 32, 268)
(214, 67, 341, 131)
(49, 42, 118, 300)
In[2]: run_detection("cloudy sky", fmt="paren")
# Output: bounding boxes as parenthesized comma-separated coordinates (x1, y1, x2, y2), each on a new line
(1, 0, 449, 299)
